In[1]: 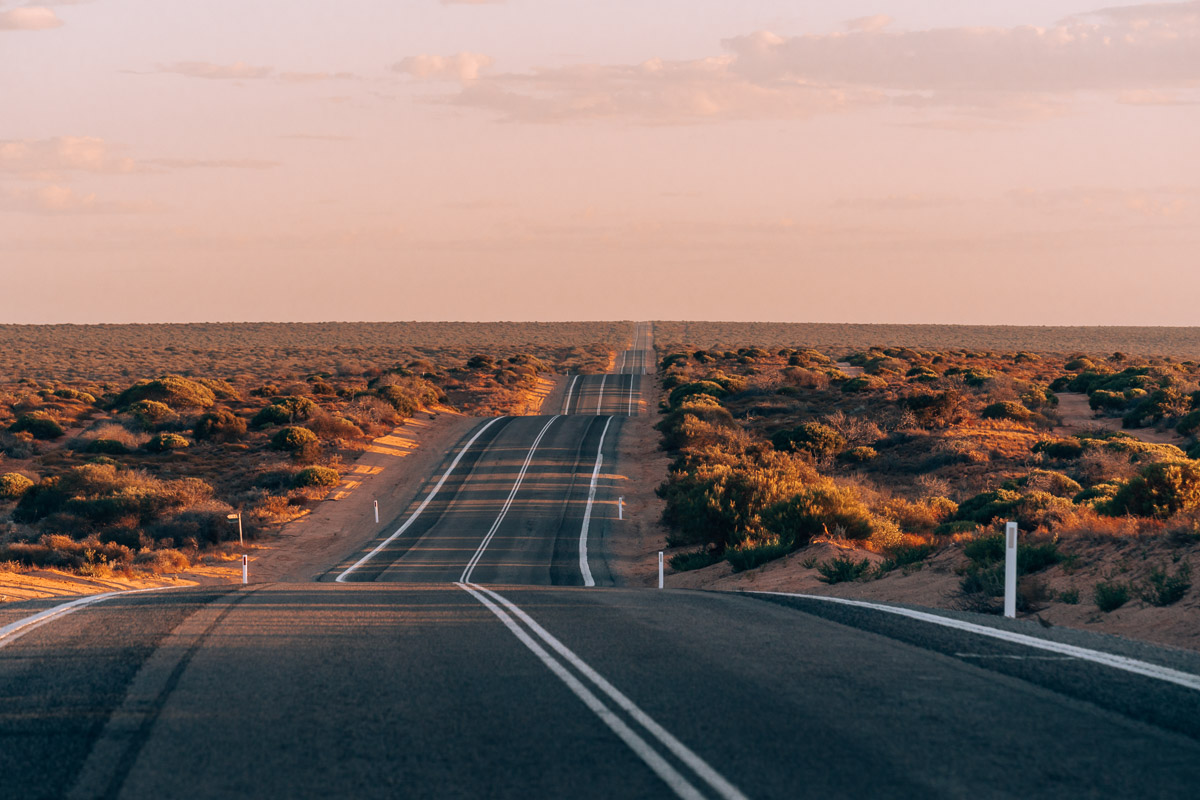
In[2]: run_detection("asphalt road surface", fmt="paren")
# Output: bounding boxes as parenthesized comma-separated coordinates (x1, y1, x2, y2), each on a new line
(2, 322, 1199, 799)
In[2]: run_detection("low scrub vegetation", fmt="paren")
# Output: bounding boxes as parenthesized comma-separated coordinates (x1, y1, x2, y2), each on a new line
(655, 341, 1200, 614)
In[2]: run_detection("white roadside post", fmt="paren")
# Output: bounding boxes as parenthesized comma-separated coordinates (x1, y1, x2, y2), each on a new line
(374, 500, 379, 524)
(226, 512, 244, 547)
(618, 496, 624, 520)
(242, 554, 248, 585)
(658, 551, 664, 589)
(1005, 521, 1018, 618)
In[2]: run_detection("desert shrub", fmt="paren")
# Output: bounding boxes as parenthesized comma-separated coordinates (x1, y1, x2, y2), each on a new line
(127, 399, 177, 429)
(1033, 438, 1085, 460)
(195, 377, 238, 400)
(307, 413, 363, 440)
(656, 396, 736, 452)
(1177, 410, 1200, 437)
(1073, 483, 1121, 507)
(52, 387, 97, 404)
(9, 413, 64, 440)
(668, 549, 722, 572)
(1107, 460, 1200, 519)
(193, 408, 247, 442)
(661, 353, 689, 370)
(1138, 562, 1192, 607)
(964, 532, 1064, 574)
(726, 538, 792, 572)
(1189, 441, 1200, 460)
(956, 489, 1022, 525)
(146, 433, 190, 453)
(935, 520, 979, 536)
(270, 426, 318, 453)
(816, 556, 871, 584)
(112, 375, 216, 410)
(294, 465, 340, 488)
(1009, 470, 1082, 499)
(762, 484, 875, 543)
(902, 390, 965, 428)
(837, 446, 878, 464)
(1065, 357, 1094, 371)
(883, 496, 957, 533)
(134, 548, 190, 573)
(981, 401, 1031, 422)
(466, 355, 494, 369)
(252, 396, 317, 428)
(842, 376, 886, 393)
(667, 381, 729, 409)
(1089, 390, 1129, 412)
(86, 438, 130, 455)
(0, 472, 34, 500)
(374, 385, 420, 417)
(1094, 580, 1130, 612)
(885, 541, 936, 567)
(771, 423, 846, 460)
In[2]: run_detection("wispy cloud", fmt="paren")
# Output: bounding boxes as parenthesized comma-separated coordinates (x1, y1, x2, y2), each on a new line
(153, 61, 274, 80)
(0, 7, 62, 31)
(0, 137, 137, 175)
(142, 158, 281, 170)
(393, 52, 494, 83)
(0, 184, 144, 215)
(409, 1, 1200, 124)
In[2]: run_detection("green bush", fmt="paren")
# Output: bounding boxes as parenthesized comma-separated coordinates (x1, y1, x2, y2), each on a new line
(841, 376, 886, 393)
(902, 390, 965, 428)
(981, 401, 1032, 421)
(963, 532, 1063, 574)
(375, 385, 420, 417)
(252, 396, 317, 428)
(1107, 460, 1200, 519)
(763, 484, 875, 543)
(816, 556, 871, 584)
(1088, 390, 1129, 412)
(195, 377, 239, 400)
(293, 465, 340, 488)
(1073, 483, 1121, 507)
(270, 426, 318, 453)
(837, 446, 878, 464)
(726, 538, 792, 572)
(1138, 562, 1192, 606)
(0, 472, 34, 500)
(112, 375, 216, 410)
(85, 438, 130, 455)
(9, 413, 65, 440)
(667, 381, 729, 409)
(1032, 438, 1085, 460)
(668, 549, 722, 572)
(956, 489, 1022, 525)
(1177, 410, 1200, 438)
(194, 408, 247, 441)
(885, 542, 935, 567)
(146, 433, 190, 453)
(53, 388, 97, 404)
(934, 520, 979, 536)
(127, 399, 177, 429)
(1094, 581, 1130, 612)
(771, 423, 846, 460)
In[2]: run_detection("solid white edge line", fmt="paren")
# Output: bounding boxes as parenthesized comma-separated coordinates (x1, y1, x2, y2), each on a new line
(476, 585, 751, 800)
(578, 416, 614, 587)
(459, 583, 707, 800)
(460, 415, 559, 584)
(335, 417, 504, 582)
(562, 375, 579, 415)
(596, 374, 607, 415)
(627, 373, 635, 416)
(747, 591, 1200, 692)
(0, 586, 172, 650)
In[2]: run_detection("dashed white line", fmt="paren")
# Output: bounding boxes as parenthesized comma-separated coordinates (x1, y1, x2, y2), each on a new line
(578, 416, 613, 587)
(460, 415, 559, 583)
(749, 591, 1200, 692)
(336, 417, 504, 582)
(462, 584, 749, 800)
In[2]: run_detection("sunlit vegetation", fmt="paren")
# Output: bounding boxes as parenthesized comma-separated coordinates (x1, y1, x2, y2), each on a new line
(0, 322, 629, 577)
(655, 343, 1200, 612)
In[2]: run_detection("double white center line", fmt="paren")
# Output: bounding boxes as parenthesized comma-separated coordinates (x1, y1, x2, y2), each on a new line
(459, 415, 559, 584)
(460, 584, 749, 800)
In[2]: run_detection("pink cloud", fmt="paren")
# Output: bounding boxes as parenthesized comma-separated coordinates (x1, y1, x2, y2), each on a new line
(393, 52, 494, 82)
(0, 7, 62, 31)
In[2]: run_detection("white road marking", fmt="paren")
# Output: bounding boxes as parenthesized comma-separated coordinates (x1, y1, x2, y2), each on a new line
(0, 587, 170, 650)
(596, 374, 607, 415)
(750, 591, 1200, 692)
(336, 417, 504, 582)
(470, 585, 751, 800)
(627, 373, 635, 416)
(460, 584, 707, 800)
(579, 416, 614, 587)
(459, 415, 559, 583)
(562, 375, 579, 415)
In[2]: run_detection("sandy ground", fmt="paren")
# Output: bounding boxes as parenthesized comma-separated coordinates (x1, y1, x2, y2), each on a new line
(1053, 392, 1186, 445)
(835, 361, 864, 377)
(246, 408, 480, 582)
(607, 406, 675, 587)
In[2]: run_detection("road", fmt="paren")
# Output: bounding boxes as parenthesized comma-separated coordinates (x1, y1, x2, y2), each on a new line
(2, 322, 1200, 799)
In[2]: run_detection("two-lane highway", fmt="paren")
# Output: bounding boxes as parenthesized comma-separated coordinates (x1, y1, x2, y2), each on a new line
(3, 321, 1200, 798)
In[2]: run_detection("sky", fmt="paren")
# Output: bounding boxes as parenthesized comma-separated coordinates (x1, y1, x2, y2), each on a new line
(1, 0, 1198, 325)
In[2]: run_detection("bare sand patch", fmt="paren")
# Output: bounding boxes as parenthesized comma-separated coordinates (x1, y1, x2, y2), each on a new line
(1054, 392, 1185, 445)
